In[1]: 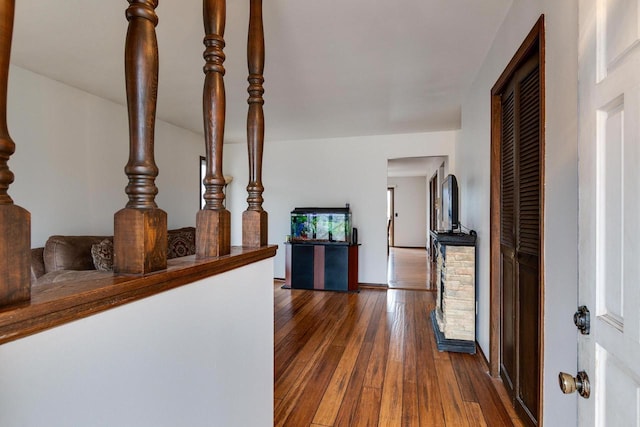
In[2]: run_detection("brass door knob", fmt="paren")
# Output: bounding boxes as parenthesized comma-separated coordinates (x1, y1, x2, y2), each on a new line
(558, 371, 590, 398)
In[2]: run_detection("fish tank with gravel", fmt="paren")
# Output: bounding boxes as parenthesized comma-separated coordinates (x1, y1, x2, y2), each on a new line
(290, 207, 352, 243)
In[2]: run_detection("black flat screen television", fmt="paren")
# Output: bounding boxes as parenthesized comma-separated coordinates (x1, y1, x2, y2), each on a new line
(441, 174, 459, 232)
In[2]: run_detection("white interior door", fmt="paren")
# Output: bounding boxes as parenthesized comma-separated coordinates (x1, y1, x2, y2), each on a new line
(578, 0, 640, 425)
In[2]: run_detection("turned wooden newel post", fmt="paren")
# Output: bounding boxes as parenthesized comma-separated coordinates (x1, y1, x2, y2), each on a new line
(196, 0, 231, 258)
(242, 0, 267, 247)
(0, 0, 30, 306)
(114, 0, 167, 274)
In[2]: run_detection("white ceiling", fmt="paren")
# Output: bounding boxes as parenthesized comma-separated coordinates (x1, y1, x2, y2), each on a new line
(10, 0, 511, 144)
(387, 156, 446, 178)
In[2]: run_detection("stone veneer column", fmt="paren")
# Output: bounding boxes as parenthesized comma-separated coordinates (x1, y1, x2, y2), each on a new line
(436, 245, 476, 341)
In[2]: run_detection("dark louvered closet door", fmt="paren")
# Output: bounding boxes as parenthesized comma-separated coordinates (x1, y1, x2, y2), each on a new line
(500, 85, 517, 398)
(500, 54, 540, 427)
(516, 60, 540, 424)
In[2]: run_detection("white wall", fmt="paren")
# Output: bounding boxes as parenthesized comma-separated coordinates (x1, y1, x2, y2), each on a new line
(458, 1, 578, 424)
(0, 259, 274, 427)
(387, 176, 427, 247)
(225, 131, 457, 283)
(7, 65, 204, 247)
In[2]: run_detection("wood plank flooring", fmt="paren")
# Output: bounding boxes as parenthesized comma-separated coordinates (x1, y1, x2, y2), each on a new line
(274, 283, 524, 426)
(387, 247, 434, 290)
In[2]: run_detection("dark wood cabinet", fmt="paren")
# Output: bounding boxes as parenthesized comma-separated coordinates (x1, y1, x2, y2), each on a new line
(285, 242, 359, 292)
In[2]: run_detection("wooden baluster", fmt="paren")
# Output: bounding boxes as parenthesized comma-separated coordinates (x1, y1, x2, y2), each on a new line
(196, 0, 230, 258)
(0, 0, 30, 306)
(0, 0, 30, 307)
(114, 0, 167, 274)
(243, 0, 267, 247)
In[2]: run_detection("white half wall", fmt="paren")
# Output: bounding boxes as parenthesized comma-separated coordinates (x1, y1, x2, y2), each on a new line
(387, 176, 427, 248)
(225, 131, 457, 284)
(0, 259, 274, 427)
(7, 65, 204, 247)
(457, 1, 578, 424)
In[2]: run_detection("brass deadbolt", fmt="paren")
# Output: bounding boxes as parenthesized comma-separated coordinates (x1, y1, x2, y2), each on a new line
(558, 371, 590, 398)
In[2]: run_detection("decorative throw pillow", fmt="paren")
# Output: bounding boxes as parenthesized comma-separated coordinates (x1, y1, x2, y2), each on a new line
(91, 238, 114, 271)
(167, 227, 196, 259)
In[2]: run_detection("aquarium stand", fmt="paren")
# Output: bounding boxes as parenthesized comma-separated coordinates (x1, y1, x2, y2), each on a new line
(284, 242, 359, 292)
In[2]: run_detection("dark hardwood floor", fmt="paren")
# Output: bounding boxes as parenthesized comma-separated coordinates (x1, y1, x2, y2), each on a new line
(274, 282, 523, 426)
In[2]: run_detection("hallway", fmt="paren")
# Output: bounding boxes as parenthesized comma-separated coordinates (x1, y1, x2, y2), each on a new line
(274, 283, 523, 426)
(387, 247, 435, 290)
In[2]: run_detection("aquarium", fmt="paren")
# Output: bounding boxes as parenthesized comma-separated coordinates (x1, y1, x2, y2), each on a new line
(290, 207, 352, 243)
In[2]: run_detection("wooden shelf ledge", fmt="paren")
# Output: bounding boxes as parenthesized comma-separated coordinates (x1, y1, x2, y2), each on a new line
(0, 245, 277, 346)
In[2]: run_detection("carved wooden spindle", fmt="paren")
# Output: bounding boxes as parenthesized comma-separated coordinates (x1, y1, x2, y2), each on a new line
(196, 0, 230, 258)
(114, 0, 167, 274)
(0, 0, 30, 307)
(242, 0, 267, 247)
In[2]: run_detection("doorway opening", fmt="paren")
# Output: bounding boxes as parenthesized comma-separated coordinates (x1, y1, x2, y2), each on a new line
(387, 187, 395, 250)
(386, 156, 447, 290)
